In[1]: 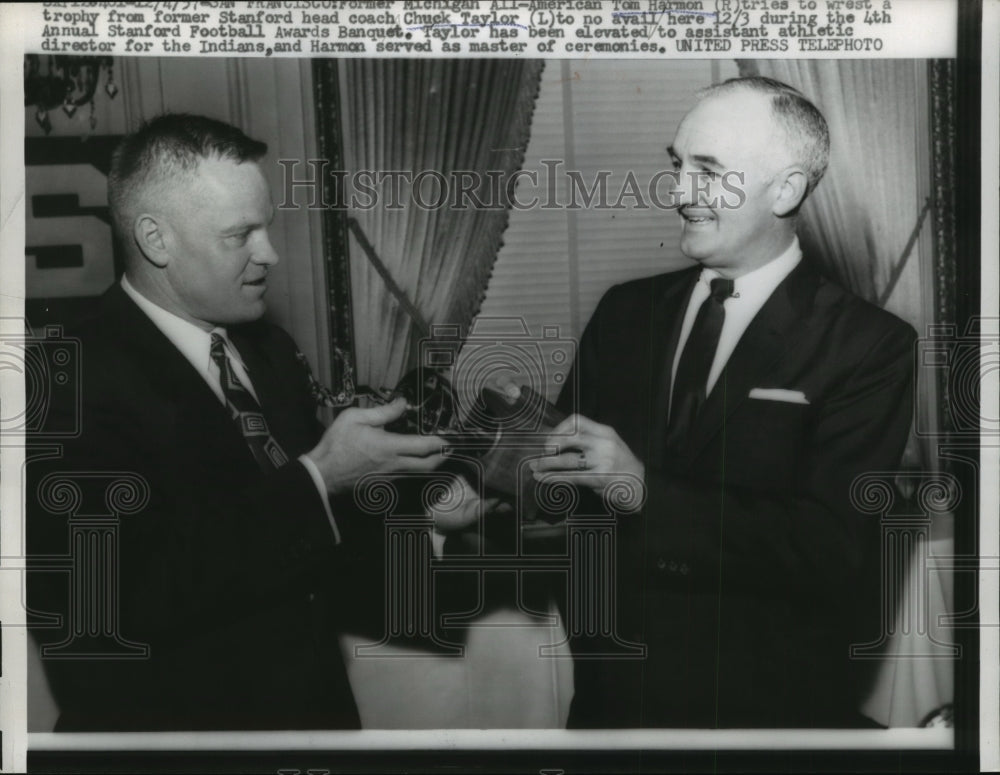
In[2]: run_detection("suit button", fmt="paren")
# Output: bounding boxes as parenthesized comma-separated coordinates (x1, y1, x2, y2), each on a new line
(668, 560, 678, 573)
(307, 592, 316, 603)
(656, 558, 666, 570)
(679, 563, 690, 576)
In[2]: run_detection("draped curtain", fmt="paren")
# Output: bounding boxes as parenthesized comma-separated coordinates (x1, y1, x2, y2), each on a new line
(312, 60, 570, 729)
(330, 59, 544, 391)
(748, 62, 926, 304)
(740, 59, 956, 728)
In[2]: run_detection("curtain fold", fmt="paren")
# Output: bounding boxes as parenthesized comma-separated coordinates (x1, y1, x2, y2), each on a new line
(333, 59, 544, 390)
(315, 61, 567, 731)
(739, 61, 925, 314)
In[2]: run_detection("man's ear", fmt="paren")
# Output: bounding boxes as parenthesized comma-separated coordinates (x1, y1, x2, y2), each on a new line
(771, 166, 809, 217)
(133, 214, 170, 268)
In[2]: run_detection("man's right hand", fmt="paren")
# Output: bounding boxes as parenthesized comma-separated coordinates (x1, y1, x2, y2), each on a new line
(306, 397, 445, 495)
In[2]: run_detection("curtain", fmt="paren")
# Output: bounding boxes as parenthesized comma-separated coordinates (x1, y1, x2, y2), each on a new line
(332, 59, 544, 391)
(740, 59, 955, 728)
(740, 62, 922, 305)
(314, 59, 571, 730)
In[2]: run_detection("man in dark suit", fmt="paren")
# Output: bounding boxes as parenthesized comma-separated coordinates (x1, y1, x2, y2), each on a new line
(533, 77, 916, 728)
(26, 114, 462, 731)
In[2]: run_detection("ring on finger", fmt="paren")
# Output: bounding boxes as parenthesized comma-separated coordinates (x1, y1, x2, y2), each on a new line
(577, 451, 587, 470)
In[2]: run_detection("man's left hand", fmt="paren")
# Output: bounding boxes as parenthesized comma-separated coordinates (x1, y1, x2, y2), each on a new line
(531, 414, 645, 494)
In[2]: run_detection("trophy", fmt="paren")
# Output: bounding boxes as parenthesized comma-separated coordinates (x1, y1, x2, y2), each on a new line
(381, 368, 568, 522)
(298, 316, 576, 523)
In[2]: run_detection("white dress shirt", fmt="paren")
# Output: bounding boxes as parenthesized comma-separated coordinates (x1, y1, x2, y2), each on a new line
(121, 276, 340, 542)
(670, 238, 802, 407)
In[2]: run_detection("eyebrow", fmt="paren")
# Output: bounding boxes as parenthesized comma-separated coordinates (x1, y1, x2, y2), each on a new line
(693, 154, 724, 168)
(666, 145, 725, 169)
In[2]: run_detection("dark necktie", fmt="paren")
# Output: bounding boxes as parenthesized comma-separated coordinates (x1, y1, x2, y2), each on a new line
(209, 332, 290, 471)
(665, 277, 735, 452)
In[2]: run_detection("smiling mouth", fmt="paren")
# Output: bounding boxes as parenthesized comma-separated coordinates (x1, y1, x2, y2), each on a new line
(680, 208, 715, 223)
(680, 209, 715, 225)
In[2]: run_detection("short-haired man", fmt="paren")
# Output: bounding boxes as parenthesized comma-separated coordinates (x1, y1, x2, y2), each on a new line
(27, 114, 464, 730)
(535, 77, 916, 727)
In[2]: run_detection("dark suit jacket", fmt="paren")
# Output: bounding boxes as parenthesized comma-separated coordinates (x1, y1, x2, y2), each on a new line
(557, 260, 916, 728)
(27, 284, 362, 731)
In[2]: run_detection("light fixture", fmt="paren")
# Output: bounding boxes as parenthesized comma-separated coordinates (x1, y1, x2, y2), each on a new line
(24, 54, 118, 135)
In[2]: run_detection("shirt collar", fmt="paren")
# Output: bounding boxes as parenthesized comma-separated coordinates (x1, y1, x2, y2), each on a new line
(697, 237, 802, 302)
(120, 275, 248, 375)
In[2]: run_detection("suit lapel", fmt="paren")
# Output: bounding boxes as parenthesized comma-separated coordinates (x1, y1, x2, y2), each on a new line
(647, 268, 699, 465)
(684, 262, 821, 460)
(103, 285, 220, 410)
(100, 285, 259, 466)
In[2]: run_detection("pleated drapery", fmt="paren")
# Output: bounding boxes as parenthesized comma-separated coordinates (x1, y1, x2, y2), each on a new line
(331, 59, 544, 391)
(311, 60, 570, 731)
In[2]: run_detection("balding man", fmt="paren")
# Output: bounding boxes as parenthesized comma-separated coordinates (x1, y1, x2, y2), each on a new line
(26, 114, 468, 731)
(535, 77, 916, 728)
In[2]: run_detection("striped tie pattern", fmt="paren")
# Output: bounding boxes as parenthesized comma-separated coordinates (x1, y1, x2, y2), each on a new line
(210, 332, 289, 471)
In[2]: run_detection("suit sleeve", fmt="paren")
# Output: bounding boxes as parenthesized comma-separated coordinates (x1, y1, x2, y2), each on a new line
(26, 343, 358, 649)
(642, 322, 916, 604)
(555, 288, 617, 517)
(556, 288, 609, 420)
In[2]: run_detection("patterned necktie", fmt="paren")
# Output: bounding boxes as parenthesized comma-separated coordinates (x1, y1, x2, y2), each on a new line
(665, 277, 736, 452)
(209, 332, 289, 471)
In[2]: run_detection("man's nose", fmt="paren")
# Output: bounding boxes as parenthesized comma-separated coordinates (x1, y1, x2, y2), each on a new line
(254, 232, 280, 267)
(672, 169, 715, 209)
(669, 168, 695, 208)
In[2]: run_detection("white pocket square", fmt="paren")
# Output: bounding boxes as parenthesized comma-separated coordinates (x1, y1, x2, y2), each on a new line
(747, 388, 810, 405)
